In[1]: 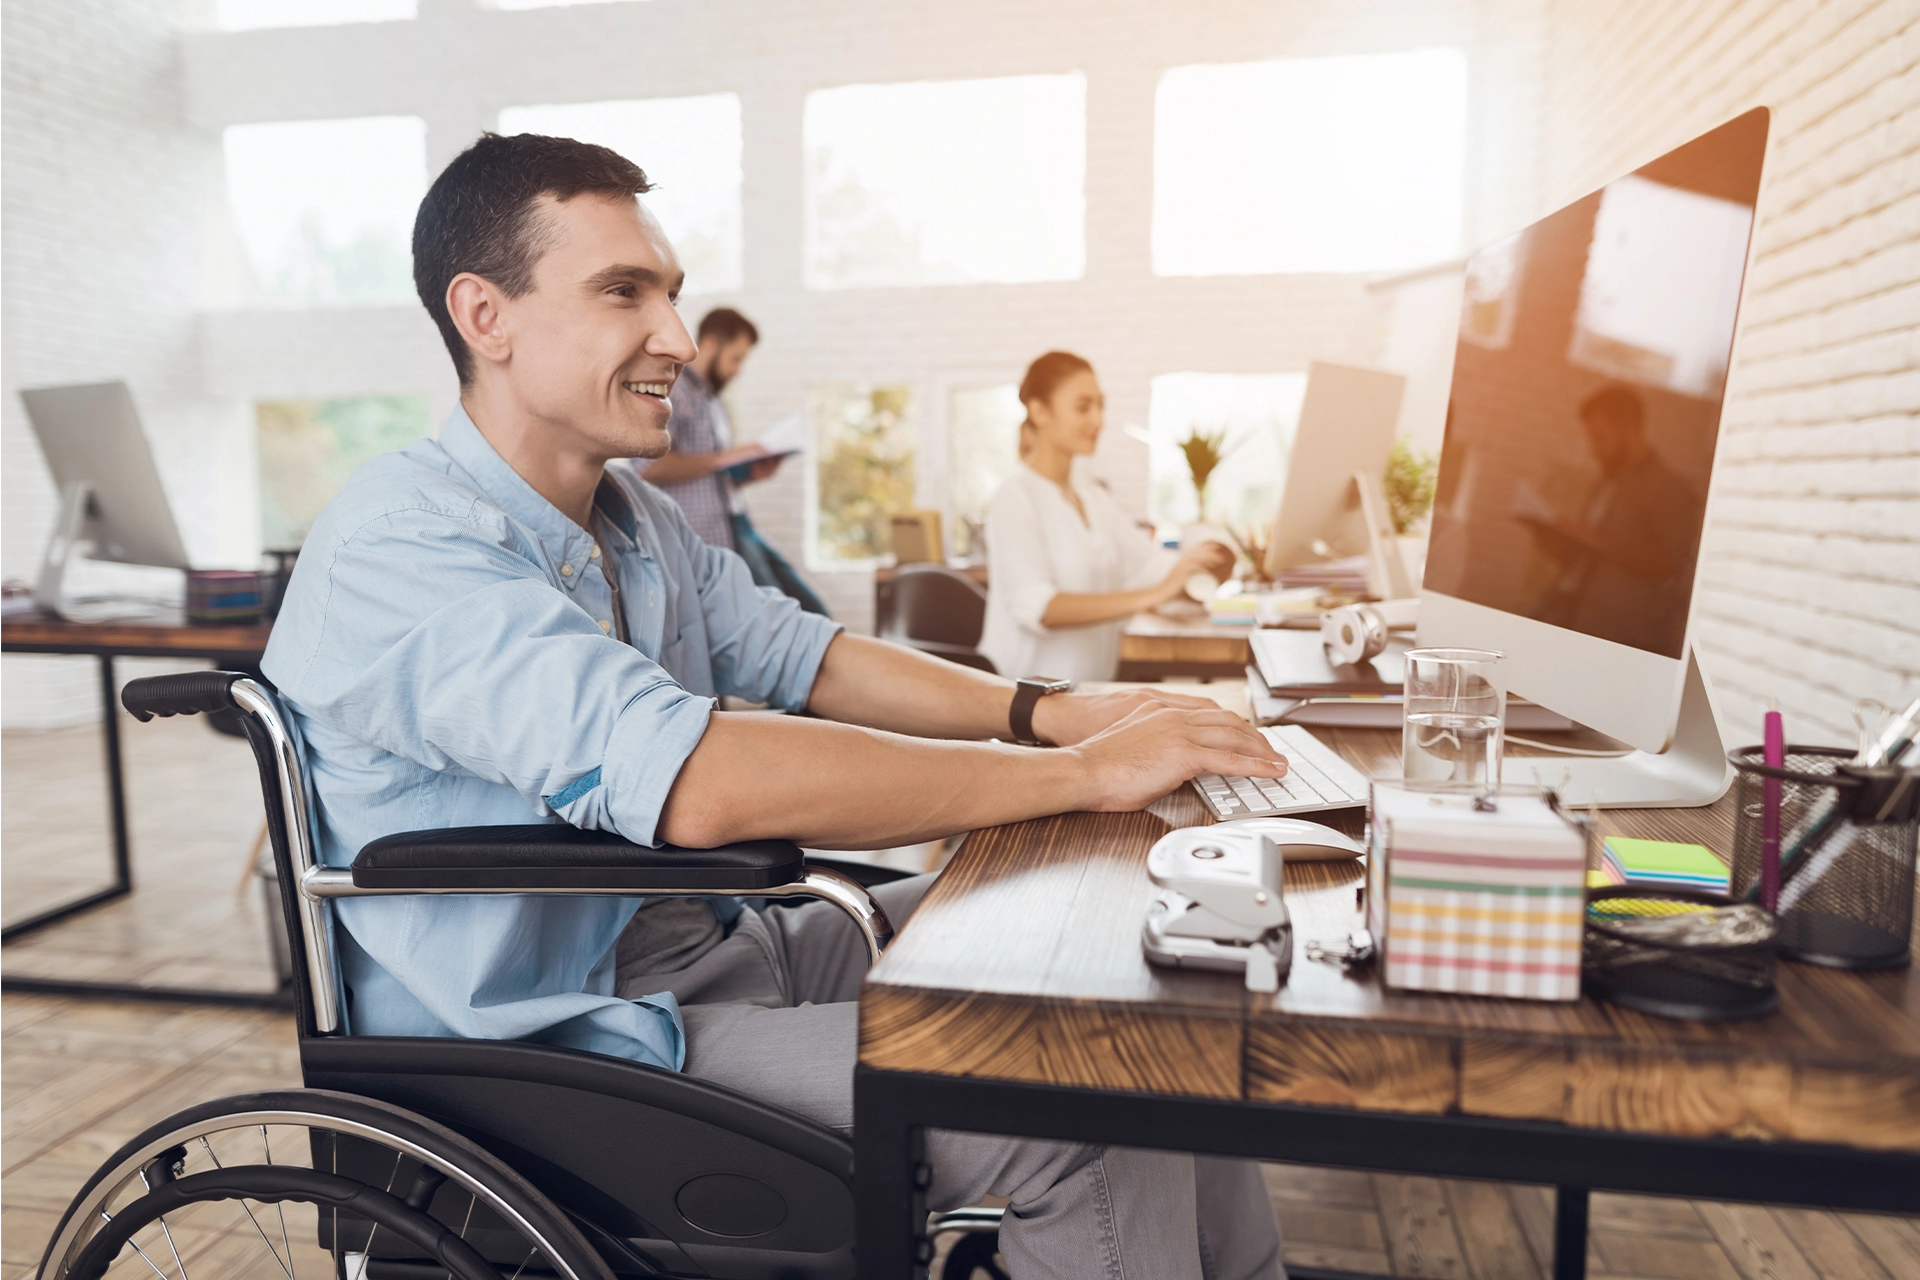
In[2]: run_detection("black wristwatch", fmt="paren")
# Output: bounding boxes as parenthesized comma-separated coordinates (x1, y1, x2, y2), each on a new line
(1009, 676, 1074, 745)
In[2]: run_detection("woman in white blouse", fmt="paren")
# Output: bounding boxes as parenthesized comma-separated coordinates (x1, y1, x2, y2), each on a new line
(980, 352, 1234, 682)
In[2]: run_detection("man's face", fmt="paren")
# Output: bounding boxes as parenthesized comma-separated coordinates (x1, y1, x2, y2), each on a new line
(491, 193, 697, 460)
(1582, 409, 1644, 476)
(703, 335, 755, 393)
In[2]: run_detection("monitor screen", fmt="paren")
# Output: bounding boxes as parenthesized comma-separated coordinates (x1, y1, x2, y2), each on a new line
(1423, 109, 1767, 660)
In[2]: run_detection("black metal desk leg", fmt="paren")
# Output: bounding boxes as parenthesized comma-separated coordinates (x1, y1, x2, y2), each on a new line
(854, 1068, 931, 1280)
(99, 654, 133, 892)
(1554, 1185, 1590, 1280)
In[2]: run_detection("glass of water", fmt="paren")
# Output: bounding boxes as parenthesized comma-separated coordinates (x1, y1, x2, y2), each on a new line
(1402, 648, 1507, 792)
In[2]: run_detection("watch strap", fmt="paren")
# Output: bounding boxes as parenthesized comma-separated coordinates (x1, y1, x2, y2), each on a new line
(1009, 677, 1069, 744)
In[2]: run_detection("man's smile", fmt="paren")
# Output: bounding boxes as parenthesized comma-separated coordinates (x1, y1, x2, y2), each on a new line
(624, 380, 672, 401)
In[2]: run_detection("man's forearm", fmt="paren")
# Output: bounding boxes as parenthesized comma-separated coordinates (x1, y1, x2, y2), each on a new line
(657, 711, 1085, 849)
(806, 633, 1021, 741)
(639, 450, 730, 485)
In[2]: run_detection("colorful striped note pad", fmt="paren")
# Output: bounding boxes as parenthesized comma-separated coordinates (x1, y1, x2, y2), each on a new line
(1368, 787, 1588, 1001)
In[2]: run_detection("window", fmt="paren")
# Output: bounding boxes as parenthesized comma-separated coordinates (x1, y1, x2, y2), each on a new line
(1147, 373, 1308, 534)
(212, 0, 414, 29)
(222, 116, 427, 306)
(809, 386, 916, 567)
(1153, 49, 1467, 276)
(804, 74, 1085, 289)
(947, 384, 1025, 557)
(257, 396, 432, 547)
(499, 96, 743, 295)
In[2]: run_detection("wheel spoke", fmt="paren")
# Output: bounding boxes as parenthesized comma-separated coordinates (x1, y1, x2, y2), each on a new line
(262, 1127, 296, 1280)
(196, 1138, 294, 1280)
(506, 1247, 537, 1280)
(445, 1193, 476, 1280)
(153, 1216, 190, 1280)
(354, 1150, 404, 1280)
(96, 1210, 175, 1280)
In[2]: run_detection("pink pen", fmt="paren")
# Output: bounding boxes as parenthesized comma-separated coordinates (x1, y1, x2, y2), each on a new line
(1761, 698, 1784, 912)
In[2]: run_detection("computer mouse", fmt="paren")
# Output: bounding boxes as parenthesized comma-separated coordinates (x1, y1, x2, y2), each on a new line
(1214, 816, 1364, 861)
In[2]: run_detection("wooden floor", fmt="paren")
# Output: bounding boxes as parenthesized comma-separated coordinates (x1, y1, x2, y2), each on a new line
(4, 704, 1919, 1278)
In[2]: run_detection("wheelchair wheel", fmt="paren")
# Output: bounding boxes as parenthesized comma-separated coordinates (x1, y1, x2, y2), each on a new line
(938, 1230, 1008, 1280)
(37, 1090, 613, 1280)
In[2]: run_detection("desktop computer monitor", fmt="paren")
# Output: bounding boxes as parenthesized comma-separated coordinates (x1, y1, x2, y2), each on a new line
(1419, 107, 1770, 806)
(22, 380, 191, 616)
(1263, 361, 1407, 578)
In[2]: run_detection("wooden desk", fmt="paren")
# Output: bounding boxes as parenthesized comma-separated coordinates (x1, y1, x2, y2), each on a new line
(854, 728, 1920, 1280)
(1116, 608, 1253, 681)
(2, 613, 276, 1002)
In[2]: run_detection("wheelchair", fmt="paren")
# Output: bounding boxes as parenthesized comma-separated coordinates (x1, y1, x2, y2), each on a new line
(36, 672, 1005, 1280)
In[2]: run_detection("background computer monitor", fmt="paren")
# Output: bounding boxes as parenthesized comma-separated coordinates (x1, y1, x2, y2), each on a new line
(21, 381, 190, 572)
(1419, 108, 1769, 802)
(1264, 361, 1407, 576)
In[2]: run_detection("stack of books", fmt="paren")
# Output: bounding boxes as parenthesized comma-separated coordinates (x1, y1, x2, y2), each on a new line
(1368, 786, 1588, 1001)
(1589, 836, 1729, 894)
(1274, 554, 1370, 594)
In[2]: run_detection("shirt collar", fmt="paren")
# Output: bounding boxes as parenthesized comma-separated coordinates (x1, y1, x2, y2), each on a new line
(439, 404, 602, 589)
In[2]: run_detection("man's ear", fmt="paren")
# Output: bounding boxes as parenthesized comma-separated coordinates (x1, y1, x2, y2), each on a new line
(447, 272, 511, 372)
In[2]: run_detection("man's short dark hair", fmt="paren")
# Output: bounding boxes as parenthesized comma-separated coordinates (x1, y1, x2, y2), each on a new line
(697, 308, 759, 348)
(1579, 382, 1646, 432)
(412, 132, 653, 384)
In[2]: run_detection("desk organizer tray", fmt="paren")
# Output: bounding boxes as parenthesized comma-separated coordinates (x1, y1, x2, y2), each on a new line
(1584, 887, 1779, 1020)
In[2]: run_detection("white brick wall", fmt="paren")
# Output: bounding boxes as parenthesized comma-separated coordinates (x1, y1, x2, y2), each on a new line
(2, 0, 257, 727)
(1538, 0, 1920, 747)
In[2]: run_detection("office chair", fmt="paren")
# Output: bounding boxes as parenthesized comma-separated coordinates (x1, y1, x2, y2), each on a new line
(37, 671, 1000, 1280)
(875, 565, 994, 673)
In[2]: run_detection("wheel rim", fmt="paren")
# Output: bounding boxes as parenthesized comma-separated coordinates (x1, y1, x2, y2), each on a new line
(42, 1110, 591, 1280)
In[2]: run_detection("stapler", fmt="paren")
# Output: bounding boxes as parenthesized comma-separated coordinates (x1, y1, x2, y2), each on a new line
(1142, 825, 1292, 992)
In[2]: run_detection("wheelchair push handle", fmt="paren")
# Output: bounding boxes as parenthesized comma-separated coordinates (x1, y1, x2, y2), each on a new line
(121, 670, 244, 722)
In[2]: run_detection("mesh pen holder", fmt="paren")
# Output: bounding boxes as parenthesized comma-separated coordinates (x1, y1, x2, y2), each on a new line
(1728, 745, 1919, 970)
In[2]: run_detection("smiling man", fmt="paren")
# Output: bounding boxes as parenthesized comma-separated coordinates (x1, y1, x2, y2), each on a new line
(262, 133, 1287, 1279)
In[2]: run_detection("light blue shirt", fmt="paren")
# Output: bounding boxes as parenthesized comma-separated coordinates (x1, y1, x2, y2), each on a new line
(261, 407, 842, 1067)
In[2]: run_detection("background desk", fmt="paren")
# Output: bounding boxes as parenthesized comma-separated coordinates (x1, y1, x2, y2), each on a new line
(1117, 609, 1253, 681)
(854, 728, 1920, 1280)
(1, 614, 276, 1003)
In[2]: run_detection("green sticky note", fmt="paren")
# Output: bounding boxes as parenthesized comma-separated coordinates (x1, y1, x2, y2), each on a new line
(1602, 837, 1728, 889)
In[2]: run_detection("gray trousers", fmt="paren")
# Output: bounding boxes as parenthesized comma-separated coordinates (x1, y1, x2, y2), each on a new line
(615, 875, 1284, 1280)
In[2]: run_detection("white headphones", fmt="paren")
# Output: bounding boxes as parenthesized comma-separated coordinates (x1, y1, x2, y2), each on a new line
(1319, 597, 1420, 666)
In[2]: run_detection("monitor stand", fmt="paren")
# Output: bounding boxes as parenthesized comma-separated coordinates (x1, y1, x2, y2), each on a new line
(34, 480, 92, 620)
(31, 482, 169, 623)
(1503, 645, 1733, 809)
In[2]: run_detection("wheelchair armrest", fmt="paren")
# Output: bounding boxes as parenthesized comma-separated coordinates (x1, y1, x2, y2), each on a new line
(352, 825, 805, 892)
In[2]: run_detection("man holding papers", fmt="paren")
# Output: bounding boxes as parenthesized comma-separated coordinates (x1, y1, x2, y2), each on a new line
(617, 307, 828, 614)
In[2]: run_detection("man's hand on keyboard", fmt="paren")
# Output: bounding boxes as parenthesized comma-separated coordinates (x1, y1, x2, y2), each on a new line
(1070, 705, 1289, 813)
(1030, 685, 1231, 747)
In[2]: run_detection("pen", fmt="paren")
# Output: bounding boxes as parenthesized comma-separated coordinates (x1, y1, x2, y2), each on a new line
(1761, 699, 1783, 913)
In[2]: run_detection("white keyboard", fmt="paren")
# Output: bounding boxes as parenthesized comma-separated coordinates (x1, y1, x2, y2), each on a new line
(1191, 724, 1372, 819)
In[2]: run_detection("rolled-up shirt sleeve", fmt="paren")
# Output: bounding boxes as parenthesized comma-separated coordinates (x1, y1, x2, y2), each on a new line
(987, 481, 1062, 631)
(671, 507, 842, 710)
(280, 505, 712, 849)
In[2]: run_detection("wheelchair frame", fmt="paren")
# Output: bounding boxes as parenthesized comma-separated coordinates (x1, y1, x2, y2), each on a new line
(37, 671, 995, 1280)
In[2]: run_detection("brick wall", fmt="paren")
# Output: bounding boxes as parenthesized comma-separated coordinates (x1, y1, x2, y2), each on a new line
(1, 0, 254, 726)
(1537, 0, 1920, 746)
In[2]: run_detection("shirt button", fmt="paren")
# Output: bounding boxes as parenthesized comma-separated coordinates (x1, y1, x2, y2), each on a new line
(560, 563, 574, 577)
(590, 545, 601, 560)
(598, 620, 612, 634)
